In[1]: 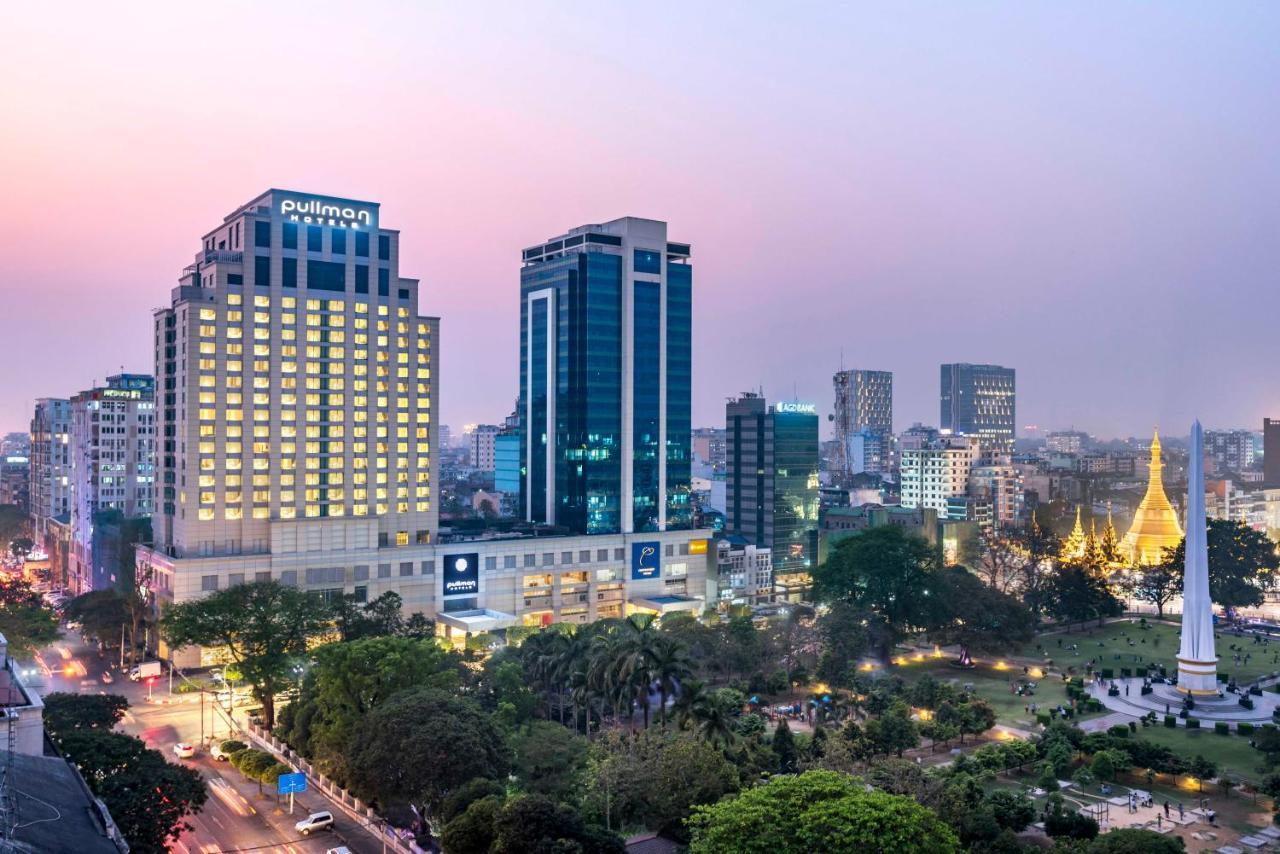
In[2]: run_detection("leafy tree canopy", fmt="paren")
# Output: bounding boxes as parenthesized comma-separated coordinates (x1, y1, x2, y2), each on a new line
(686, 769, 959, 854)
(161, 580, 332, 728)
(41, 692, 129, 738)
(0, 577, 59, 658)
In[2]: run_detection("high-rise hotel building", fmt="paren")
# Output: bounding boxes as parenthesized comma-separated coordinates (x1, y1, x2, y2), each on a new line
(141, 194, 708, 663)
(940, 363, 1016, 455)
(29, 397, 72, 545)
(519, 217, 692, 535)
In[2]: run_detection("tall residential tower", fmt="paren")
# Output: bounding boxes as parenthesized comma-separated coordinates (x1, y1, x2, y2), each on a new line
(831, 369, 893, 478)
(519, 217, 692, 535)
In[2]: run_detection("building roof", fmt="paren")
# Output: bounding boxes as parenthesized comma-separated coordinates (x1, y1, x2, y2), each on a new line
(2, 752, 126, 853)
(625, 832, 682, 854)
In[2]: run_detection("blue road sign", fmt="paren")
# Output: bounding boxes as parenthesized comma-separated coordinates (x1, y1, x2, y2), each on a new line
(278, 772, 307, 795)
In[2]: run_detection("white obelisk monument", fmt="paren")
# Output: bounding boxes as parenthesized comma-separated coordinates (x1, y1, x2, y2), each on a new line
(1177, 419, 1218, 695)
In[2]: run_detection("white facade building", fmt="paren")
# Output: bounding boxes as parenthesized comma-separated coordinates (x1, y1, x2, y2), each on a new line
(469, 424, 500, 471)
(68, 375, 155, 593)
(899, 433, 981, 514)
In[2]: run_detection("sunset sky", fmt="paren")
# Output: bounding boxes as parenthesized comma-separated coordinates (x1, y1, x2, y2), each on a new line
(2, 2, 1277, 439)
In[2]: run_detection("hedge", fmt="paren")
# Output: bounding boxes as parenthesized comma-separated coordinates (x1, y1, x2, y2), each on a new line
(1164, 715, 1177, 728)
(1187, 718, 1201, 729)
(1037, 713, 1052, 726)
(1215, 721, 1230, 736)
(1108, 725, 1130, 738)
(1238, 722, 1255, 736)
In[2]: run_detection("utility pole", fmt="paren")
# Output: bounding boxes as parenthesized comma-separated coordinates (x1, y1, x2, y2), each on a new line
(118, 624, 125, 669)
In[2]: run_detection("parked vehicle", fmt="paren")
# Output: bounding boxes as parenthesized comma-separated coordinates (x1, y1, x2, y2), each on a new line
(326, 848, 352, 854)
(172, 742, 196, 759)
(296, 811, 334, 835)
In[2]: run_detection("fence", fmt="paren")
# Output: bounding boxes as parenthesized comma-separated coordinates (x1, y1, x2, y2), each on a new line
(244, 720, 423, 853)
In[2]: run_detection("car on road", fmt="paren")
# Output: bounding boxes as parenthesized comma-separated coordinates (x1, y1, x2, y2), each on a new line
(295, 811, 334, 836)
(172, 742, 196, 759)
(100, 671, 113, 684)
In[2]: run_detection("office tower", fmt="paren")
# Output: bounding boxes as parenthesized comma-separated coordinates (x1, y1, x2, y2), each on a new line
(691, 427, 727, 475)
(146, 188, 438, 556)
(469, 424, 501, 471)
(67, 374, 156, 592)
(940, 363, 1016, 453)
(725, 394, 819, 601)
(519, 217, 691, 535)
(831, 369, 892, 480)
(1266, 419, 1280, 486)
(29, 398, 72, 545)
(1204, 429, 1256, 473)
(899, 432, 981, 515)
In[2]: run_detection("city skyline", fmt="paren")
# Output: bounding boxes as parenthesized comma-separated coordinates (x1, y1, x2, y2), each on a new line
(4, 3, 1280, 438)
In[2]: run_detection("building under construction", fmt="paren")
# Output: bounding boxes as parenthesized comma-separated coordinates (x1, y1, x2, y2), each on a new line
(831, 369, 893, 482)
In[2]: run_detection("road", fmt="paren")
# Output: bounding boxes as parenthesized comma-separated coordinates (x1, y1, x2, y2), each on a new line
(30, 632, 385, 854)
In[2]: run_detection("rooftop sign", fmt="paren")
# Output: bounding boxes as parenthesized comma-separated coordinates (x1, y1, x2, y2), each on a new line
(279, 196, 374, 229)
(775, 402, 816, 414)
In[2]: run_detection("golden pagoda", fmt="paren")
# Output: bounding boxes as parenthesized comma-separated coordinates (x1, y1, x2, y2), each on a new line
(1061, 506, 1086, 560)
(1121, 429, 1183, 565)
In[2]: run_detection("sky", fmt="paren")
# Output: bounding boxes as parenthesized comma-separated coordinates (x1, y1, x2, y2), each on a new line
(1, 2, 1278, 441)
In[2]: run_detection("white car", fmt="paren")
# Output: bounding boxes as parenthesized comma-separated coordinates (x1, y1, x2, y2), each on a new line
(295, 811, 334, 835)
(172, 742, 196, 759)
(326, 848, 352, 854)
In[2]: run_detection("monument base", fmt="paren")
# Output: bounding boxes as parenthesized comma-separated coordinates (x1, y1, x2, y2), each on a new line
(1177, 658, 1220, 696)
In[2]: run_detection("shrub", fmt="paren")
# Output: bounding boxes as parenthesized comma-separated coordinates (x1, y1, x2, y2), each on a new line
(1187, 718, 1201, 729)
(1141, 685, 1153, 696)
(1215, 722, 1230, 736)
(1164, 715, 1177, 728)
(1128, 721, 1137, 734)
(220, 739, 248, 755)
(1037, 713, 1052, 726)
(1238, 723, 1255, 737)
(1107, 725, 1130, 739)
(1240, 696, 1255, 710)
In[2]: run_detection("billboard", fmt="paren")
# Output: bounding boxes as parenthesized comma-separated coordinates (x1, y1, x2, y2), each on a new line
(442, 553, 480, 597)
(277, 772, 307, 795)
(631, 541, 661, 580)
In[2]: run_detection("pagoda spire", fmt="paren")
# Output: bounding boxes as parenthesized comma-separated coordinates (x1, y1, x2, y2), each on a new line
(1121, 427, 1183, 565)
(1061, 506, 1086, 560)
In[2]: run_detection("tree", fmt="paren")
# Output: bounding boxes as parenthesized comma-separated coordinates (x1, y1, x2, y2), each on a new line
(282, 634, 460, 772)
(64, 589, 130, 646)
(815, 601, 872, 687)
(497, 795, 624, 854)
(161, 580, 332, 728)
(686, 769, 960, 854)
(812, 526, 941, 657)
(986, 789, 1036, 832)
(1162, 519, 1279, 616)
(673, 679, 737, 749)
(41, 692, 128, 737)
(1044, 563, 1121, 627)
(1188, 754, 1217, 792)
(0, 577, 59, 658)
(511, 720, 590, 802)
(345, 687, 509, 830)
(1132, 562, 1181, 618)
(958, 699, 996, 744)
(927, 567, 1035, 665)
(332, 590, 406, 641)
(582, 728, 739, 839)
(440, 795, 504, 854)
(1091, 748, 1128, 782)
(866, 703, 920, 757)
(9, 536, 34, 560)
(55, 730, 206, 853)
(1087, 828, 1185, 854)
(772, 718, 798, 773)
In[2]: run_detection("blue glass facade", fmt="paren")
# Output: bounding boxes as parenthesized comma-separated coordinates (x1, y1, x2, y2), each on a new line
(519, 220, 691, 535)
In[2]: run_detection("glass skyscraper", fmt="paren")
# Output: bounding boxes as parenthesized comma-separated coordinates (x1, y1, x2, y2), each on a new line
(940, 363, 1016, 453)
(725, 394, 819, 601)
(519, 217, 692, 535)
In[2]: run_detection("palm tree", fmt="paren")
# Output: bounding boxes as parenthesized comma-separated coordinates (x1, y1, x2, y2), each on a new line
(608, 613, 663, 729)
(673, 679, 737, 749)
(650, 635, 692, 727)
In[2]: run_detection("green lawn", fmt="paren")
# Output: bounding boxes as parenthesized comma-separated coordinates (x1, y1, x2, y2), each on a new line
(1137, 724, 1268, 786)
(890, 657, 1090, 731)
(1012, 620, 1280, 685)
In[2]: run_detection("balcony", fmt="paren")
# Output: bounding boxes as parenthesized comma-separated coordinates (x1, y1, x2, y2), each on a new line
(201, 250, 244, 265)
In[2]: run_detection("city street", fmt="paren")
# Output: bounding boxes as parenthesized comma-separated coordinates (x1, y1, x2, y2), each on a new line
(31, 632, 384, 854)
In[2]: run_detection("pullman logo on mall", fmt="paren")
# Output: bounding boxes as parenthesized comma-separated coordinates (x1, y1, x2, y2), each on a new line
(443, 553, 480, 596)
(280, 198, 373, 229)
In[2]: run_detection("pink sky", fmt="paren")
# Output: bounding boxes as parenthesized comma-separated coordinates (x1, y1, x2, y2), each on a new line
(2, 3, 1278, 439)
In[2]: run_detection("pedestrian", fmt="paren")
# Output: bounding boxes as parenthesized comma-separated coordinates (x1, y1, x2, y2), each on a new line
(1163, 801, 1170, 817)
(1178, 803, 1184, 820)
